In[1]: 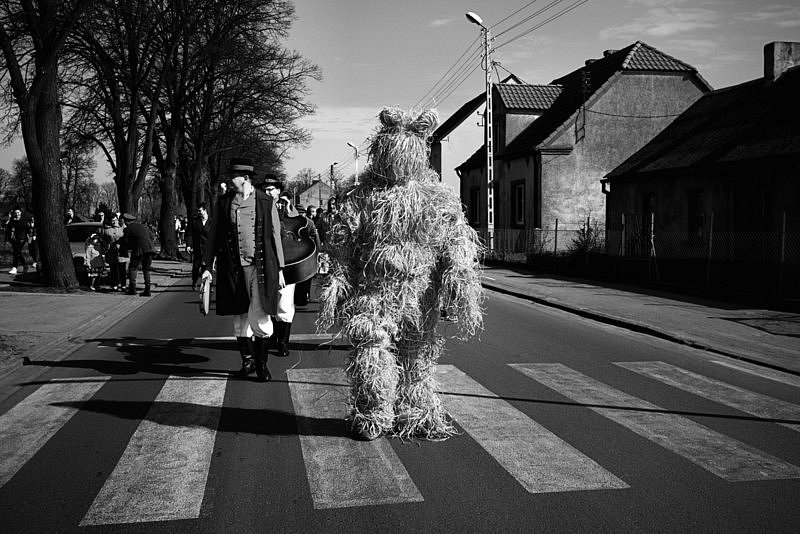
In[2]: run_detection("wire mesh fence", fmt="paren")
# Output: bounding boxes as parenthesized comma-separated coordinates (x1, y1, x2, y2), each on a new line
(476, 211, 800, 296)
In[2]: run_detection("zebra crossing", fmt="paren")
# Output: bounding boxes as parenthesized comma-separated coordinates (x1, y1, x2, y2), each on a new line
(0, 360, 798, 526)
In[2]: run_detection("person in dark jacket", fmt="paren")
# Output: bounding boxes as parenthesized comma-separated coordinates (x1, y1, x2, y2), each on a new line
(187, 202, 211, 290)
(202, 158, 285, 382)
(4, 207, 29, 275)
(121, 213, 156, 296)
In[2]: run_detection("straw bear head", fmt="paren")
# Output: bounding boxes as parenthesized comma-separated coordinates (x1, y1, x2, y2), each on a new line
(368, 107, 439, 186)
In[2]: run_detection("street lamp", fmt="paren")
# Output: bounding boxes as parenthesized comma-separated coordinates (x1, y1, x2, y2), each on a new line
(466, 11, 494, 250)
(347, 141, 359, 185)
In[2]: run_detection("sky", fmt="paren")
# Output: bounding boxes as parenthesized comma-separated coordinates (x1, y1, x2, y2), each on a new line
(1, 0, 798, 184)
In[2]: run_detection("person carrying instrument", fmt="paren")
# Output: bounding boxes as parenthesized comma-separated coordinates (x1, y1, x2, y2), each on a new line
(262, 177, 318, 358)
(202, 158, 285, 382)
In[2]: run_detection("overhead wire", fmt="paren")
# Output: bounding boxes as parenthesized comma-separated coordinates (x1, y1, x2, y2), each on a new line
(495, 0, 589, 50)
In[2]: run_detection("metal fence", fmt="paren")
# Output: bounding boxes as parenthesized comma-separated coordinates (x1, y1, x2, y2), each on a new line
(476, 211, 800, 296)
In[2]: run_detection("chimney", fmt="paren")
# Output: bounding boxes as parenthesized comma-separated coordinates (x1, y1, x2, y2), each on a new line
(603, 49, 618, 57)
(585, 59, 598, 66)
(764, 41, 800, 82)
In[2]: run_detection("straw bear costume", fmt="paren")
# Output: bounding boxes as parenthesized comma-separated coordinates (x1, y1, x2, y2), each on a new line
(318, 107, 484, 440)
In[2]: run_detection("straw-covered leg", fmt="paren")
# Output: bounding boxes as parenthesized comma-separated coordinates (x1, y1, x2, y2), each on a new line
(346, 326, 401, 440)
(394, 331, 455, 441)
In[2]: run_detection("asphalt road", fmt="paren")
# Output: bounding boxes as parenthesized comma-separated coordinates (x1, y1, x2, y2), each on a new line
(1, 279, 799, 533)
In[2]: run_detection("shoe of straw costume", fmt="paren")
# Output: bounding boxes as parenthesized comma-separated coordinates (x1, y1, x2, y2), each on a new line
(318, 108, 484, 441)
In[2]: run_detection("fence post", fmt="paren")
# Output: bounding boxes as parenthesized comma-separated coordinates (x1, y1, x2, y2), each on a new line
(649, 212, 660, 280)
(620, 213, 626, 257)
(585, 216, 591, 271)
(779, 211, 786, 294)
(706, 212, 714, 288)
(553, 218, 559, 269)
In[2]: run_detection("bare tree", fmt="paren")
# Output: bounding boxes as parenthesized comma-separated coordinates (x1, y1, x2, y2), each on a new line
(0, 0, 92, 288)
(96, 182, 118, 213)
(60, 142, 96, 216)
(64, 0, 184, 215)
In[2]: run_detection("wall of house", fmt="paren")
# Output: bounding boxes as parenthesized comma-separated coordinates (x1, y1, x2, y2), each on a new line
(605, 166, 800, 260)
(506, 113, 540, 147)
(538, 72, 707, 230)
(434, 103, 486, 196)
(298, 182, 335, 210)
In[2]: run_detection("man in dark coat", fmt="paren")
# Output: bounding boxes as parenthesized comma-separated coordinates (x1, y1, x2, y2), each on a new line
(121, 213, 156, 296)
(187, 202, 211, 290)
(4, 207, 29, 275)
(202, 158, 285, 382)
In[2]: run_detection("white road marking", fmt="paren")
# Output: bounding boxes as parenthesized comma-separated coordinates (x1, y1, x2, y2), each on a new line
(710, 360, 800, 389)
(616, 361, 800, 432)
(511, 363, 800, 482)
(80, 376, 227, 525)
(0, 377, 109, 488)
(437, 365, 628, 493)
(286, 368, 423, 509)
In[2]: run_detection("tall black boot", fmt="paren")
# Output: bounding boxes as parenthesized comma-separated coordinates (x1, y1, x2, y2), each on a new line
(253, 337, 271, 382)
(236, 336, 254, 377)
(275, 321, 292, 358)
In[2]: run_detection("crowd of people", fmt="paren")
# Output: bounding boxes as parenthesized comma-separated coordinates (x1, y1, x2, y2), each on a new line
(2, 173, 337, 305)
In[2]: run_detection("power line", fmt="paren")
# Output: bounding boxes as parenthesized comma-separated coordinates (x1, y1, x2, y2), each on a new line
(418, 44, 483, 110)
(494, 0, 569, 38)
(490, 0, 544, 30)
(495, 0, 589, 50)
(586, 109, 684, 119)
(412, 37, 480, 110)
(420, 48, 483, 109)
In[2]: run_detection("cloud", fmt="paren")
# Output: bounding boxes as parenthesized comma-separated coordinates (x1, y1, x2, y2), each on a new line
(735, 5, 800, 28)
(297, 106, 380, 140)
(428, 18, 453, 28)
(599, 6, 720, 39)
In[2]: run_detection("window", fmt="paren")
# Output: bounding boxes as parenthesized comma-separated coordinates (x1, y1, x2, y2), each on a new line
(511, 181, 525, 227)
(469, 186, 481, 226)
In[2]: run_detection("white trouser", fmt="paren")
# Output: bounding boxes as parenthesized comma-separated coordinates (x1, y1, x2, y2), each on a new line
(276, 283, 296, 322)
(231, 265, 273, 338)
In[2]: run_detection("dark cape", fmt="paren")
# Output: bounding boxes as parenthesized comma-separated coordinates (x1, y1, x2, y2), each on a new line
(204, 190, 281, 316)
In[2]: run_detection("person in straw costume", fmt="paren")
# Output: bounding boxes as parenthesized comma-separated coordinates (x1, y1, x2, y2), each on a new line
(318, 107, 484, 441)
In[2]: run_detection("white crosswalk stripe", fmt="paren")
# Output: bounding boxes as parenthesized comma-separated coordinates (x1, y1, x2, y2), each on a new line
(286, 368, 424, 509)
(0, 377, 110, 489)
(510, 363, 800, 481)
(80, 376, 227, 526)
(616, 361, 800, 432)
(709, 360, 800, 389)
(437, 365, 629, 493)
(3, 359, 800, 526)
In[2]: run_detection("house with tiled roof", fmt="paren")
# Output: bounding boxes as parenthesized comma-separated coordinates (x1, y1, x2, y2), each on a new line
(603, 42, 800, 289)
(296, 179, 335, 211)
(430, 74, 520, 194)
(456, 41, 711, 251)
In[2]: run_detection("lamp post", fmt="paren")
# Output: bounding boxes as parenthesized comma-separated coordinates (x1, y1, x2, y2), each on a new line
(347, 141, 359, 185)
(466, 11, 494, 250)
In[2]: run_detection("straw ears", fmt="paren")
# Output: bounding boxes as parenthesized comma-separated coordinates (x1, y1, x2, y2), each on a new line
(378, 107, 439, 137)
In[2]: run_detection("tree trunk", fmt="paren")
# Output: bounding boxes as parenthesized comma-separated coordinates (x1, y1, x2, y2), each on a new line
(157, 166, 179, 259)
(24, 64, 78, 289)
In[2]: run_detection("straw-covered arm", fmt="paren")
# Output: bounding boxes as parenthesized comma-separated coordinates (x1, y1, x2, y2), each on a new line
(439, 222, 485, 338)
(316, 210, 358, 332)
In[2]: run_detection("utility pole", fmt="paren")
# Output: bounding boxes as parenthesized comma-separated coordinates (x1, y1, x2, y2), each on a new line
(467, 11, 494, 250)
(330, 162, 337, 193)
(347, 142, 359, 185)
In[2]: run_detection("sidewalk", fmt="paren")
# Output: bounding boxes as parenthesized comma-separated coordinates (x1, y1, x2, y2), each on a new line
(0, 260, 192, 387)
(482, 265, 800, 375)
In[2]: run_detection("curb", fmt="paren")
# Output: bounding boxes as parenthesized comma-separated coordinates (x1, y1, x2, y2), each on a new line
(483, 281, 800, 378)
